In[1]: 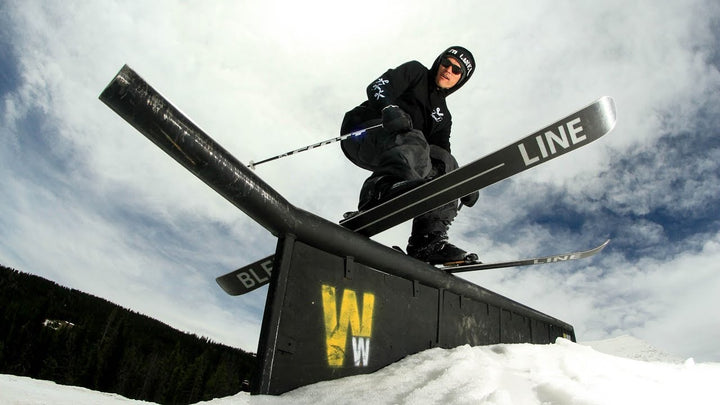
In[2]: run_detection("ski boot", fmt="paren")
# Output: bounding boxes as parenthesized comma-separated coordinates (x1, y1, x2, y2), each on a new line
(357, 176, 426, 211)
(406, 232, 479, 265)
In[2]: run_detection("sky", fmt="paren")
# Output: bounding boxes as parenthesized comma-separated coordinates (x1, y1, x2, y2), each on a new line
(1, 0, 719, 361)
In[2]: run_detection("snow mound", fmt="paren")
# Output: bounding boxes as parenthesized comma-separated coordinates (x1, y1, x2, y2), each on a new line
(4, 337, 720, 405)
(266, 338, 717, 405)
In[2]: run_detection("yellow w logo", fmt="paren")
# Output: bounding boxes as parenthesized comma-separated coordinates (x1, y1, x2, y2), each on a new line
(321, 285, 375, 367)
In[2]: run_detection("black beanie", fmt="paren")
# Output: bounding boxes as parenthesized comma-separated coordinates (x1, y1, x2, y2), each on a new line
(442, 46, 475, 82)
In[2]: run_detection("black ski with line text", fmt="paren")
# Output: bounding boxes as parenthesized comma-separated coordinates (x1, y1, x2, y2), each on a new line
(441, 240, 610, 273)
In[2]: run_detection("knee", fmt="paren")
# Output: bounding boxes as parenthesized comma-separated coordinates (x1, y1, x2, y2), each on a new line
(394, 129, 430, 149)
(429, 145, 458, 175)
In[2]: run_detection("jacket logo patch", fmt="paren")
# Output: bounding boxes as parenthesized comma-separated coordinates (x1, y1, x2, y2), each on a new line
(372, 78, 389, 100)
(431, 107, 444, 122)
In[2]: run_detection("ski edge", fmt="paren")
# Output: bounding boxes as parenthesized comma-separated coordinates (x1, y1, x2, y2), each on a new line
(442, 239, 610, 273)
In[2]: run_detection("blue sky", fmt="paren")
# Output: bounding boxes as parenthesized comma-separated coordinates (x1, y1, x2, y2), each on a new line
(1, 0, 719, 361)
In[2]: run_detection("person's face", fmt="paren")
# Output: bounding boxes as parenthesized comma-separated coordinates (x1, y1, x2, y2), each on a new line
(435, 57, 463, 89)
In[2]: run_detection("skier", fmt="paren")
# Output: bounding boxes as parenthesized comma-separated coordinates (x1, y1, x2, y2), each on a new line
(340, 46, 479, 264)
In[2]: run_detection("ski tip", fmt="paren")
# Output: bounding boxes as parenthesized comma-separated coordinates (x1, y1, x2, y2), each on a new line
(598, 96, 617, 131)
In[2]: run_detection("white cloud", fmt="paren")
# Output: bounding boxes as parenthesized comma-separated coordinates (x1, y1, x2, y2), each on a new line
(1, 0, 719, 360)
(463, 232, 720, 361)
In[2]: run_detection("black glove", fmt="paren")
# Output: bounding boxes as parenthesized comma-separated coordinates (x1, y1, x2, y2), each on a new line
(459, 191, 479, 209)
(382, 105, 412, 134)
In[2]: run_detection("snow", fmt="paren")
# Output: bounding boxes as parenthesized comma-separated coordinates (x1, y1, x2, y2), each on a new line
(0, 374, 153, 405)
(2, 336, 719, 405)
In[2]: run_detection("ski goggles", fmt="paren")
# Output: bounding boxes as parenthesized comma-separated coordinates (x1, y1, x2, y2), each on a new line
(440, 57, 463, 75)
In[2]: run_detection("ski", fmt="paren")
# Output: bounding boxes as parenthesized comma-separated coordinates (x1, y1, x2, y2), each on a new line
(441, 239, 610, 273)
(217, 97, 616, 296)
(340, 96, 616, 235)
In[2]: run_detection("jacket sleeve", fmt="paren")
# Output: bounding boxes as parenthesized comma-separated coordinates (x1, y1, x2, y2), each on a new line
(365, 61, 425, 111)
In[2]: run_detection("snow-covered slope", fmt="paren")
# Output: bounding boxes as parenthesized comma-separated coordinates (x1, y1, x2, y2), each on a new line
(2, 337, 718, 405)
(582, 335, 685, 363)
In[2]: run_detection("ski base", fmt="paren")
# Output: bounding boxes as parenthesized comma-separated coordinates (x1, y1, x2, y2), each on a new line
(216, 240, 609, 295)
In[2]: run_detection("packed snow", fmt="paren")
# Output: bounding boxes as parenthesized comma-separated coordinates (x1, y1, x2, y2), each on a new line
(2, 336, 718, 405)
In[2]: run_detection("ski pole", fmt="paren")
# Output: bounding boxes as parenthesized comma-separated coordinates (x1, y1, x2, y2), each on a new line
(248, 123, 382, 169)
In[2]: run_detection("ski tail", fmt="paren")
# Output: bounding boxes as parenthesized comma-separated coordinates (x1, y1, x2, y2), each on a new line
(216, 255, 274, 296)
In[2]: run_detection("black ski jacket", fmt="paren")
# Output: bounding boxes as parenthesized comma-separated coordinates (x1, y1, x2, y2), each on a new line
(342, 57, 464, 153)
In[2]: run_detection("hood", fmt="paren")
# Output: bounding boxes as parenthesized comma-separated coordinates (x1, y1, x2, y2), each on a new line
(430, 46, 475, 95)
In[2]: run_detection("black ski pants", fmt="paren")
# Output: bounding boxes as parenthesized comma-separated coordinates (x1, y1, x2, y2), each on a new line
(340, 120, 458, 237)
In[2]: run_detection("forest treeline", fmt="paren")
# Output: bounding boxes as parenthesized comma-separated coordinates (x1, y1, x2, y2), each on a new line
(0, 265, 256, 404)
